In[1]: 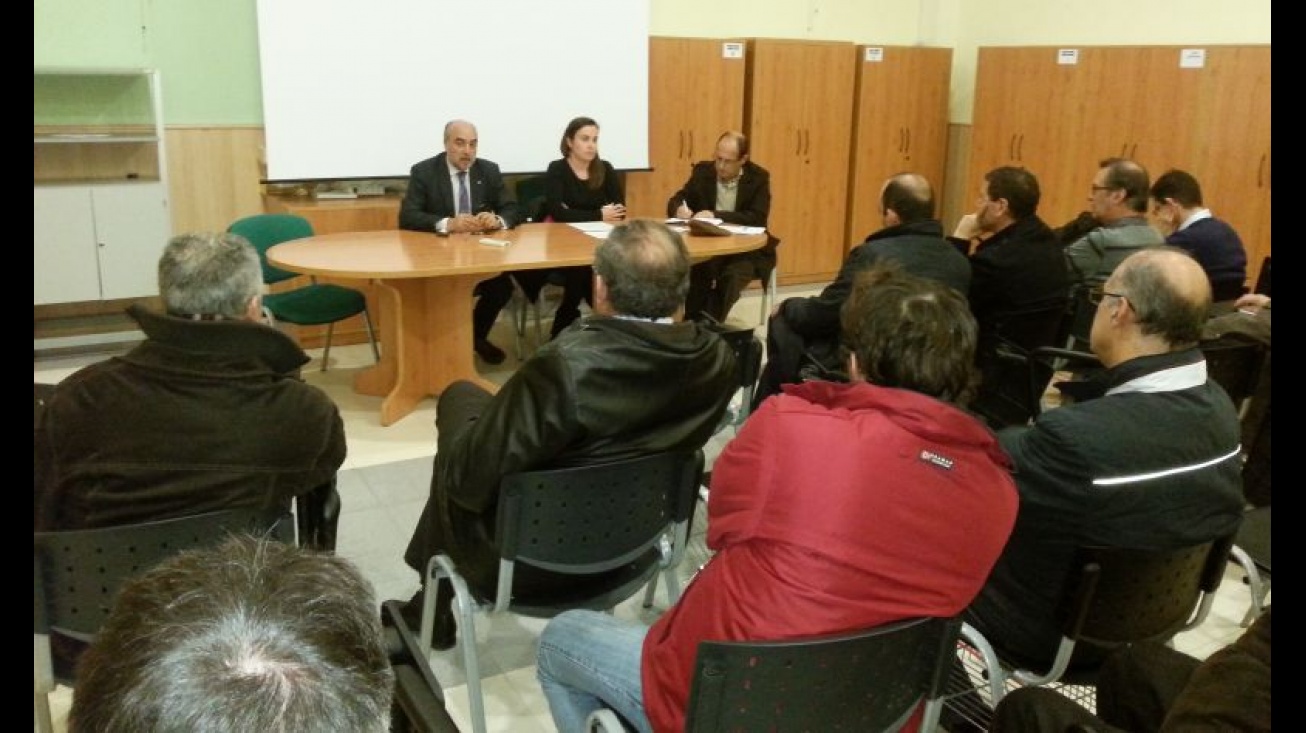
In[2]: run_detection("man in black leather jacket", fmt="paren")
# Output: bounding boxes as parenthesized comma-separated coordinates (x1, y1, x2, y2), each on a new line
(401, 219, 737, 648)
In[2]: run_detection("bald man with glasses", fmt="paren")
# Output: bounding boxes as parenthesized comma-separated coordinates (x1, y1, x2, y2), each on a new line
(961, 246, 1245, 682)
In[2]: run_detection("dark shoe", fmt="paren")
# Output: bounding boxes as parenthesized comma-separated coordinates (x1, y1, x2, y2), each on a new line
(473, 339, 506, 365)
(400, 585, 457, 651)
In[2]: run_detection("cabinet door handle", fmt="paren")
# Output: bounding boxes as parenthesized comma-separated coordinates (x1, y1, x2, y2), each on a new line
(795, 130, 802, 156)
(1130, 143, 1138, 159)
(898, 127, 905, 153)
(804, 129, 811, 156)
(1008, 134, 1017, 160)
(1258, 154, 1267, 188)
(1016, 134, 1024, 161)
(678, 131, 685, 159)
(904, 127, 911, 157)
(687, 131, 694, 160)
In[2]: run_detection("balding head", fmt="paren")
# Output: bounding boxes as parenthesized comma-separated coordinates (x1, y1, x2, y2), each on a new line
(1091, 246, 1211, 364)
(442, 119, 479, 171)
(880, 173, 936, 224)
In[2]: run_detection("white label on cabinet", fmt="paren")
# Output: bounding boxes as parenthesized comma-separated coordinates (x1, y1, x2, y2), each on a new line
(1179, 49, 1207, 69)
(864, 47, 885, 63)
(1057, 49, 1079, 65)
(722, 42, 744, 59)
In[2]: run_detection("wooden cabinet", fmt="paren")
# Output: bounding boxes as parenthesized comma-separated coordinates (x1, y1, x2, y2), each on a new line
(623, 37, 747, 219)
(968, 45, 1271, 287)
(261, 195, 402, 348)
(845, 46, 952, 248)
(745, 39, 857, 284)
(1188, 46, 1272, 287)
(34, 68, 171, 306)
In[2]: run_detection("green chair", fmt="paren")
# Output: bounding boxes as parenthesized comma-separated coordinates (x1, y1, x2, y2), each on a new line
(227, 213, 379, 370)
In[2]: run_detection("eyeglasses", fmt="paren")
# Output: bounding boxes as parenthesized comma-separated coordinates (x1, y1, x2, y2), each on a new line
(1087, 288, 1127, 306)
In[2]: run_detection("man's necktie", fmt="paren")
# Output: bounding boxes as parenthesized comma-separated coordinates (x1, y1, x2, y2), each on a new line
(457, 170, 471, 215)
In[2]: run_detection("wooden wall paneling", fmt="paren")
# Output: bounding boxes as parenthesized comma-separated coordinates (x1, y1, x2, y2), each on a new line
(746, 39, 856, 285)
(623, 37, 747, 219)
(1186, 46, 1272, 289)
(165, 127, 266, 234)
(969, 44, 1271, 290)
(968, 47, 1092, 228)
(845, 46, 952, 250)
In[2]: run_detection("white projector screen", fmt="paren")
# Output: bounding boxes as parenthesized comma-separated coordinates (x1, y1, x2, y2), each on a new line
(256, 0, 649, 182)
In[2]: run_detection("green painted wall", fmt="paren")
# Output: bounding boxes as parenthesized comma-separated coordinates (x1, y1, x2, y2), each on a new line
(34, 0, 1271, 126)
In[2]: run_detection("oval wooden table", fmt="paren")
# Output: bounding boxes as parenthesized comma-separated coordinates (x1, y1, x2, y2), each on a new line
(268, 222, 767, 426)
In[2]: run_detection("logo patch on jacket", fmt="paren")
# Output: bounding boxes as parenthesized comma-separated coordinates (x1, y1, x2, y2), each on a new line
(919, 449, 954, 470)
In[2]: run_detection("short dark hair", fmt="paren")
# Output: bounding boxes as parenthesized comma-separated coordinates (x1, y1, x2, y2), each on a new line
(1150, 169, 1204, 208)
(159, 232, 263, 319)
(881, 173, 936, 223)
(560, 116, 605, 190)
(984, 166, 1041, 220)
(70, 535, 394, 733)
(840, 263, 977, 403)
(593, 219, 690, 318)
(1098, 157, 1151, 214)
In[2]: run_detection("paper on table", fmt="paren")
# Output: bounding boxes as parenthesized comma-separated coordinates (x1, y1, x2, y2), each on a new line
(569, 222, 614, 236)
(666, 217, 723, 226)
(721, 225, 766, 235)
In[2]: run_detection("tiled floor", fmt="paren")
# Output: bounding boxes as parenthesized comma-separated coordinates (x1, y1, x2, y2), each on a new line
(35, 285, 1258, 733)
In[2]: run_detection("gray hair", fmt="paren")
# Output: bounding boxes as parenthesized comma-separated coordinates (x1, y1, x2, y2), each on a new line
(158, 232, 263, 318)
(593, 219, 690, 318)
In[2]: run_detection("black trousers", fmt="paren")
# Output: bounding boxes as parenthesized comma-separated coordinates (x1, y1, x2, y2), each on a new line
(512, 266, 593, 338)
(472, 273, 514, 343)
(685, 248, 776, 324)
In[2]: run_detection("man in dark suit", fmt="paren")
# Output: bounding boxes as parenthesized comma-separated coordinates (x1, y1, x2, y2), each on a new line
(752, 172, 970, 407)
(667, 130, 779, 323)
(399, 119, 523, 365)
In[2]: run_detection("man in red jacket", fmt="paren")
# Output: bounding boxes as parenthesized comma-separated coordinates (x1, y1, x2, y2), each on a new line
(535, 264, 1020, 733)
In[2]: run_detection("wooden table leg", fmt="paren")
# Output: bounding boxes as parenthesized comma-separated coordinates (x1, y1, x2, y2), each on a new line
(354, 274, 492, 426)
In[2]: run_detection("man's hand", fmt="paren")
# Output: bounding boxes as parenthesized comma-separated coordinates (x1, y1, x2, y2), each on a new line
(474, 211, 503, 231)
(674, 201, 693, 219)
(952, 213, 982, 241)
(692, 210, 717, 220)
(448, 214, 482, 233)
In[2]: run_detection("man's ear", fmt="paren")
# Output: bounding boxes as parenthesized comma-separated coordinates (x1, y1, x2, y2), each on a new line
(847, 352, 863, 382)
(246, 293, 266, 324)
(591, 271, 611, 315)
(883, 208, 902, 227)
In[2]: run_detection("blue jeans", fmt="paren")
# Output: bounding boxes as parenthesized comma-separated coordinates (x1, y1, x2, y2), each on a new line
(536, 610, 652, 733)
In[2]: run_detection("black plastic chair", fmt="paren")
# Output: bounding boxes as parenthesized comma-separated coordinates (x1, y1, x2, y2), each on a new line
(943, 533, 1236, 730)
(1253, 254, 1270, 297)
(228, 213, 379, 371)
(381, 600, 461, 733)
(587, 616, 962, 733)
(1200, 336, 1268, 420)
(969, 300, 1071, 429)
(420, 450, 704, 733)
(34, 507, 294, 733)
(1230, 505, 1271, 626)
(1057, 287, 1099, 353)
